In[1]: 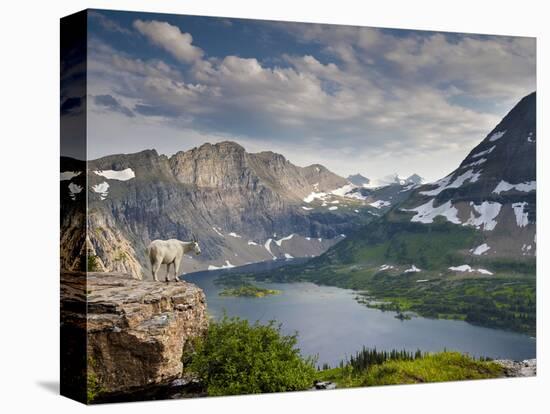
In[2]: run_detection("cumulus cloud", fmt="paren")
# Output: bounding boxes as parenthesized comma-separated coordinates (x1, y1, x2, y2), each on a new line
(133, 20, 204, 63)
(87, 17, 535, 180)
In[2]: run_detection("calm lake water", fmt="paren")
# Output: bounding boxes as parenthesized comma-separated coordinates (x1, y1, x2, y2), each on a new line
(184, 260, 536, 367)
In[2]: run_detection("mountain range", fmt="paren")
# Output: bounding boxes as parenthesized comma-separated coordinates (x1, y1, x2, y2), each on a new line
(61, 141, 413, 278)
(237, 92, 536, 335)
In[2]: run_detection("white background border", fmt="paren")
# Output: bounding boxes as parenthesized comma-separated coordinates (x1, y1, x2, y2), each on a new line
(0, 0, 546, 412)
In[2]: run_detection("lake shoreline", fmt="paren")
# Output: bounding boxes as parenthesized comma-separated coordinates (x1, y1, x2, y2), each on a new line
(184, 261, 535, 366)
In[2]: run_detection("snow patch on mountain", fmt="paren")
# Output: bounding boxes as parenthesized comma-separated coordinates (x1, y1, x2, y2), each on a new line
(471, 243, 491, 255)
(212, 227, 224, 237)
(403, 199, 460, 224)
(404, 265, 421, 273)
(370, 200, 391, 209)
(449, 264, 473, 272)
(493, 180, 536, 194)
(228, 232, 241, 238)
(68, 183, 83, 200)
(331, 184, 355, 197)
(463, 202, 502, 231)
(448, 265, 493, 275)
(471, 146, 496, 159)
(328, 206, 338, 211)
(247, 240, 258, 246)
(94, 168, 135, 181)
(208, 260, 235, 271)
(264, 238, 276, 259)
(60, 171, 81, 181)
(512, 202, 529, 227)
(275, 234, 294, 246)
(461, 158, 487, 169)
(284, 253, 294, 259)
(92, 182, 110, 200)
(488, 130, 506, 142)
(302, 206, 313, 211)
(420, 169, 481, 196)
(303, 191, 327, 203)
(521, 244, 533, 255)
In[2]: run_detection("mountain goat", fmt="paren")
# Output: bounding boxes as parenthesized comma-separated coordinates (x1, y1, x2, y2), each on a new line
(147, 236, 201, 282)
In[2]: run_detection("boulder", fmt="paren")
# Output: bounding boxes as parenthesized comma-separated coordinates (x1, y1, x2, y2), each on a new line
(61, 271, 208, 401)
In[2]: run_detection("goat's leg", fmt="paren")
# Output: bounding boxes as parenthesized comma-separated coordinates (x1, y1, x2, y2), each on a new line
(174, 258, 182, 282)
(165, 263, 171, 282)
(151, 260, 161, 282)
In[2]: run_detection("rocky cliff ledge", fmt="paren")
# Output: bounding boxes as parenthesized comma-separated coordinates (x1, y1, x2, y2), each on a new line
(495, 359, 536, 377)
(61, 271, 208, 401)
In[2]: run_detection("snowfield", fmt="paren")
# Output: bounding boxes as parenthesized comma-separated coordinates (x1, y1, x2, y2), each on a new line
(404, 265, 422, 273)
(488, 130, 506, 142)
(212, 227, 224, 237)
(303, 191, 327, 203)
(379, 264, 394, 271)
(264, 238, 276, 259)
(94, 168, 135, 181)
(404, 265, 421, 273)
(328, 206, 338, 211)
(492, 180, 536, 194)
(403, 199, 460, 224)
(208, 260, 235, 271)
(60, 171, 81, 181)
(331, 184, 367, 200)
(448, 265, 493, 275)
(511, 202, 529, 227)
(228, 232, 241, 238)
(68, 183, 83, 200)
(463, 201, 502, 231)
(284, 253, 294, 259)
(247, 240, 258, 246)
(92, 182, 110, 200)
(275, 234, 294, 246)
(472, 243, 491, 255)
(403, 199, 502, 231)
(420, 169, 481, 196)
(471, 146, 495, 159)
(302, 206, 313, 211)
(369, 200, 391, 209)
(461, 158, 487, 169)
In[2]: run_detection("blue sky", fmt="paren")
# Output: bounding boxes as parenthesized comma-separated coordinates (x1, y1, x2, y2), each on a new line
(86, 9, 536, 181)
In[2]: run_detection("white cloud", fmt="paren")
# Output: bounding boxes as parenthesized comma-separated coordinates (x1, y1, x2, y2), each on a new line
(87, 19, 535, 180)
(133, 20, 204, 63)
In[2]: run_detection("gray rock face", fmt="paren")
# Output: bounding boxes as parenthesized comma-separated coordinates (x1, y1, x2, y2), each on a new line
(400, 92, 537, 259)
(495, 359, 536, 377)
(61, 141, 365, 278)
(347, 173, 370, 187)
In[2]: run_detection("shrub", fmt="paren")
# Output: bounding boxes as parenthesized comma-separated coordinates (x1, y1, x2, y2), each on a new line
(87, 254, 100, 272)
(184, 316, 316, 396)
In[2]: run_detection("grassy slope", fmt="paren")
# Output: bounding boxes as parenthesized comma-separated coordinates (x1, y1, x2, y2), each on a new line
(316, 352, 504, 387)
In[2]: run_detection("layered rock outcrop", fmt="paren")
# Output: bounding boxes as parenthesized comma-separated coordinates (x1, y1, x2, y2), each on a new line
(61, 271, 208, 401)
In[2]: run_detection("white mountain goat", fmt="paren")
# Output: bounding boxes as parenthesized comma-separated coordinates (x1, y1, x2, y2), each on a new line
(147, 236, 201, 282)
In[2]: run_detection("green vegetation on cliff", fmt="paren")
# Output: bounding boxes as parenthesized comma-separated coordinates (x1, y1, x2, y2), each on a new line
(317, 351, 503, 387)
(184, 316, 316, 396)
